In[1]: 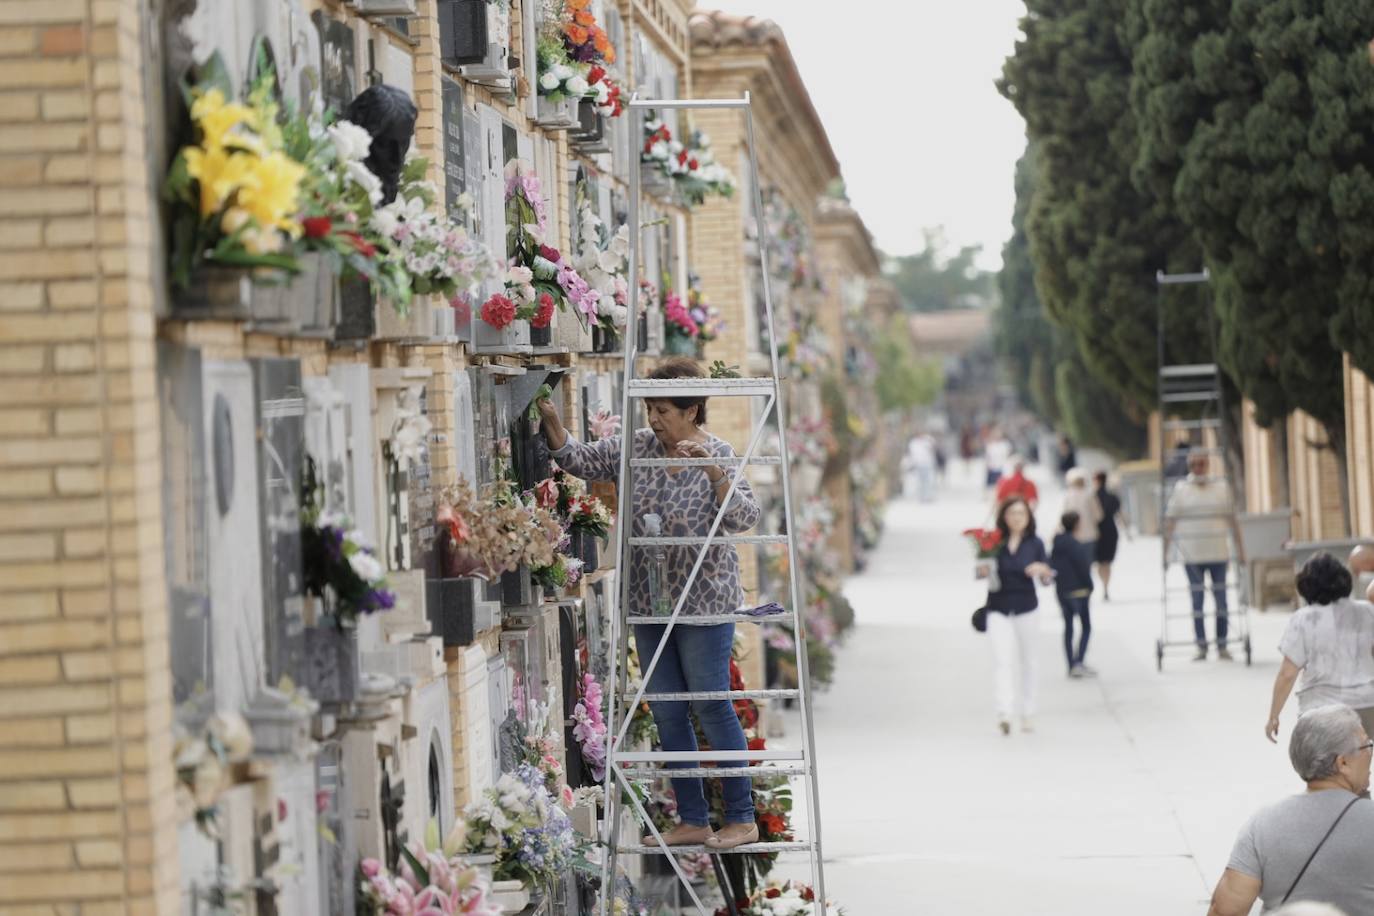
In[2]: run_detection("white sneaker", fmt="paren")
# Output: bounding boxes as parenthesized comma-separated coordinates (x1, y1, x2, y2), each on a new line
(1076, 664, 1098, 678)
(1020, 716, 1035, 733)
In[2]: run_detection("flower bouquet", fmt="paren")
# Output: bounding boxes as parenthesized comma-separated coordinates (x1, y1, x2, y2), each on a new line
(963, 526, 1003, 591)
(571, 192, 630, 344)
(164, 56, 308, 296)
(641, 117, 735, 208)
(359, 819, 503, 916)
(718, 880, 844, 916)
(455, 764, 578, 889)
(301, 460, 395, 624)
(173, 712, 254, 837)
(571, 672, 607, 782)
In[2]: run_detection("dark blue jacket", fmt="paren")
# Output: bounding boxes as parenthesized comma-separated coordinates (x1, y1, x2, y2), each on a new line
(986, 535, 1047, 613)
(1050, 532, 1094, 597)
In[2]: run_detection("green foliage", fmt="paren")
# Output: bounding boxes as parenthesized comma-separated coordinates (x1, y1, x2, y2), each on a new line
(995, 145, 1146, 456)
(1126, 0, 1374, 456)
(999, 0, 1211, 412)
(872, 314, 943, 412)
(883, 228, 995, 313)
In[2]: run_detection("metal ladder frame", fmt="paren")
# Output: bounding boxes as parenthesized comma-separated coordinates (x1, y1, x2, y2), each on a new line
(1154, 268, 1252, 669)
(596, 93, 827, 916)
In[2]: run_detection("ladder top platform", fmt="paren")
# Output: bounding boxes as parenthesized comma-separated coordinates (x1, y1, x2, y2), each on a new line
(627, 378, 776, 398)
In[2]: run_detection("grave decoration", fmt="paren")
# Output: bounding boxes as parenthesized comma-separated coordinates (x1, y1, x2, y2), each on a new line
(301, 457, 396, 625)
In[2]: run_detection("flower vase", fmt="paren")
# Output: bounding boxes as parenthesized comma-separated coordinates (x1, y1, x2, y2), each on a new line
(636, 313, 649, 353)
(302, 611, 361, 706)
(172, 264, 254, 320)
(529, 323, 552, 348)
(976, 558, 1000, 593)
(664, 332, 697, 356)
(591, 324, 621, 354)
(641, 163, 671, 197)
(536, 95, 579, 129)
(570, 529, 600, 572)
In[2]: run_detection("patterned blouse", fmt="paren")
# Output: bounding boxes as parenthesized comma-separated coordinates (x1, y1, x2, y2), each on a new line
(550, 428, 762, 621)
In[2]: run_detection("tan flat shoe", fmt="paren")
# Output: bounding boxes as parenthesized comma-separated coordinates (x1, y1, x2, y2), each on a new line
(704, 822, 759, 849)
(642, 823, 714, 846)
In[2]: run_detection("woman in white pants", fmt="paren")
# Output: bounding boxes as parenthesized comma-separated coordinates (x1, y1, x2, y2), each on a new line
(980, 497, 1053, 734)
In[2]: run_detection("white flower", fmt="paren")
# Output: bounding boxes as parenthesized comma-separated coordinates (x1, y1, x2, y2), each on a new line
(553, 64, 573, 81)
(596, 250, 622, 274)
(348, 548, 384, 584)
(566, 75, 589, 97)
(369, 206, 401, 240)
(328, 120, 374, 163)
(192, 753, 225, 809)
(346, 160, 383, 205)
(648, 141, 668, 161)
(539, 71, 560, 91)
(455, 191, 473, 212)
(506, 265, 533, 285)
(207, 711, 254, 761)
(594, 82, 610, 103)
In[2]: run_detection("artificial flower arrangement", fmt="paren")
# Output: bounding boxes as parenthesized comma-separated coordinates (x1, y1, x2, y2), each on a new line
(962, 526, 1004, 559)
(719, 880, 844, 916)
(571, 191, 631, 338)
(535, 0, 624, 117)
(544, 467, 613, 538)
(570, 671, 608, 782)
(173, 712, 254, 837)
(164, 55, 307, 288)
(454, 763, 579, 888)
(359, 821, 502, 916)
(787, 418, 836, 469)
(641, 116, 735, 207)
(587, 407, 621, 441)
(479, 160, 598, 332)
(688, 277, 724, 344)
(439, 476, 564, 580)
(301, 458, 396, 623)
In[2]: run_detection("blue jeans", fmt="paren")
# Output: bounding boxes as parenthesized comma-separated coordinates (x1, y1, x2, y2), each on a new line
(1059, 594, 1091, 670)
(1185, 562, 1228, 647)
(633, 622, 753, 826)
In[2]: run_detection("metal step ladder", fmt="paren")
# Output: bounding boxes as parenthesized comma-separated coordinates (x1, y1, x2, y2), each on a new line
(1154, 269, 1252, 670)
(597, 94, 827, 915)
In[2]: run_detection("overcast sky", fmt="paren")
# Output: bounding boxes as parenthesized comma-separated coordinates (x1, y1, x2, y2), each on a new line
(707, 0, 1028, 269)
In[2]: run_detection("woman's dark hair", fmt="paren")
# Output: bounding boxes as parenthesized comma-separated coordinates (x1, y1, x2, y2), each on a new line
(995, 497, 1037, 542)
(1296, 552, 1353, 606)
(1093, 470, 1107, 486)
(646, 357, 707, 426)
(1060, 510, 1080, 533)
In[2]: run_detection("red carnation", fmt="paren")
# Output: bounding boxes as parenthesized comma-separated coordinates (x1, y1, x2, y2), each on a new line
(302, 216, 332, 239)
(747, 736, 766, 751)
(587, 65, 605, 85)
(480, 293, 516, 329)
(765, 889, 781, 899)
(340, 230, 377, 257)
(688, 158, 699, 170)
(802, 888, 815, 901)
(531, 292, 555, 329)
(676, 150, 688, 166)
(538, 244, 562, 263)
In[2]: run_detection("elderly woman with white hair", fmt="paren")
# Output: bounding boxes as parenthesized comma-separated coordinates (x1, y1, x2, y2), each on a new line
(1208, 705, 1374, 915)
(1061, 468, 1102, 562)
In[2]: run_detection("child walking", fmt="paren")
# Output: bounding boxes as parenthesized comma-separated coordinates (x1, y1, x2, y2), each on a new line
(1050, 510, 1096, 678)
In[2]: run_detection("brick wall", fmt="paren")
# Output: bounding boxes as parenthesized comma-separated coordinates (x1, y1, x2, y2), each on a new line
(0, 0, 179, 912)
(1288, 410, 1348, 542)
(1241, 399, 1285, 516)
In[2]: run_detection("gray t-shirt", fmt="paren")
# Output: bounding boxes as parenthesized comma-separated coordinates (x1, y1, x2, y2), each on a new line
(1279, 599, 1374, 711)
(1228, 789, 1374, 912)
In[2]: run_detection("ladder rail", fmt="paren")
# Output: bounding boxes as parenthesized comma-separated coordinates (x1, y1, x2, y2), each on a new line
(744, 99, 827, 910)
(600, 93, 827, 916)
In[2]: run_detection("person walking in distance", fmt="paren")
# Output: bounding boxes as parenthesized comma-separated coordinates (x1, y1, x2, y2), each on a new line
(983, 426, 1013, 491)
(1164, 449, 1246, 661)
(1266, 554, 1374, 743)
(1208, 705, 1374, 915)
(979, 497, 1054, 735)
(1061, 468, 1102, 572)
(1057, 433, 1077, 481)
(1093, 471, 1130, 601)
(905, 431, 938, 503)
(994, 456, 1039, 511)
(1050, 511, 1095, 678)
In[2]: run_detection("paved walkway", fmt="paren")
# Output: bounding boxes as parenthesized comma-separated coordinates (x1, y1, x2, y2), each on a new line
(786, 464, 1295, 914)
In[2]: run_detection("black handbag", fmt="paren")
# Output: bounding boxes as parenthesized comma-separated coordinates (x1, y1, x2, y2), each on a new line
(971, 606, 988, 633)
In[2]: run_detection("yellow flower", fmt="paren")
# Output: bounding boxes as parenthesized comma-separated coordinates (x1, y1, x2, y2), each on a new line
(191, 88, 254, 152)
(236, 150, 305, 237)
(183, 145, 257, 218)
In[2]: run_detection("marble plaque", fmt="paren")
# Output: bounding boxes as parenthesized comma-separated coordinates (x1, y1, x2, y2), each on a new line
(252, 358, 306, 691)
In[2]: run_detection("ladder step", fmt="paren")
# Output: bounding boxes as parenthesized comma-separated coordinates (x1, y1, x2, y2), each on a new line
(633, 689, 800, 702)
(620, 764, 808, 779)
(626, 611, 790, 626)
(1159, 364, 1219, 377)
(1162, 392, 1220, 404)
(618, 841, 812, 855)
(615, 749, 804, 763)
(631, 456, 783, 467)
(629, 535, 788, 546)
(1163, 418, 1223, 430)
(627, 378, 775, 398)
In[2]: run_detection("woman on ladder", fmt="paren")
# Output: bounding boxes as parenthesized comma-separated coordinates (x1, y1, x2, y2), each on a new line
(537, 356, 763, 850)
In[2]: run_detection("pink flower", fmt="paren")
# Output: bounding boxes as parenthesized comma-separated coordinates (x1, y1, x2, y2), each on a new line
(535, 477, 559, 508)
(588, 409, 620, 440)
(361, 859, 382, 878)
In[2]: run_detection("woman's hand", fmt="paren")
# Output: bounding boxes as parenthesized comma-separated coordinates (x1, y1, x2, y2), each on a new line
(537, 397, 567, 451)
(1026, 561, 1053, 581)
(674, 439, 721, 476)
(1265, 715, 1280, 744)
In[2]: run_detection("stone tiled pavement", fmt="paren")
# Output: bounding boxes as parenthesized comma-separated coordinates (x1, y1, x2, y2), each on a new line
(773, 463, 1295, 914)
